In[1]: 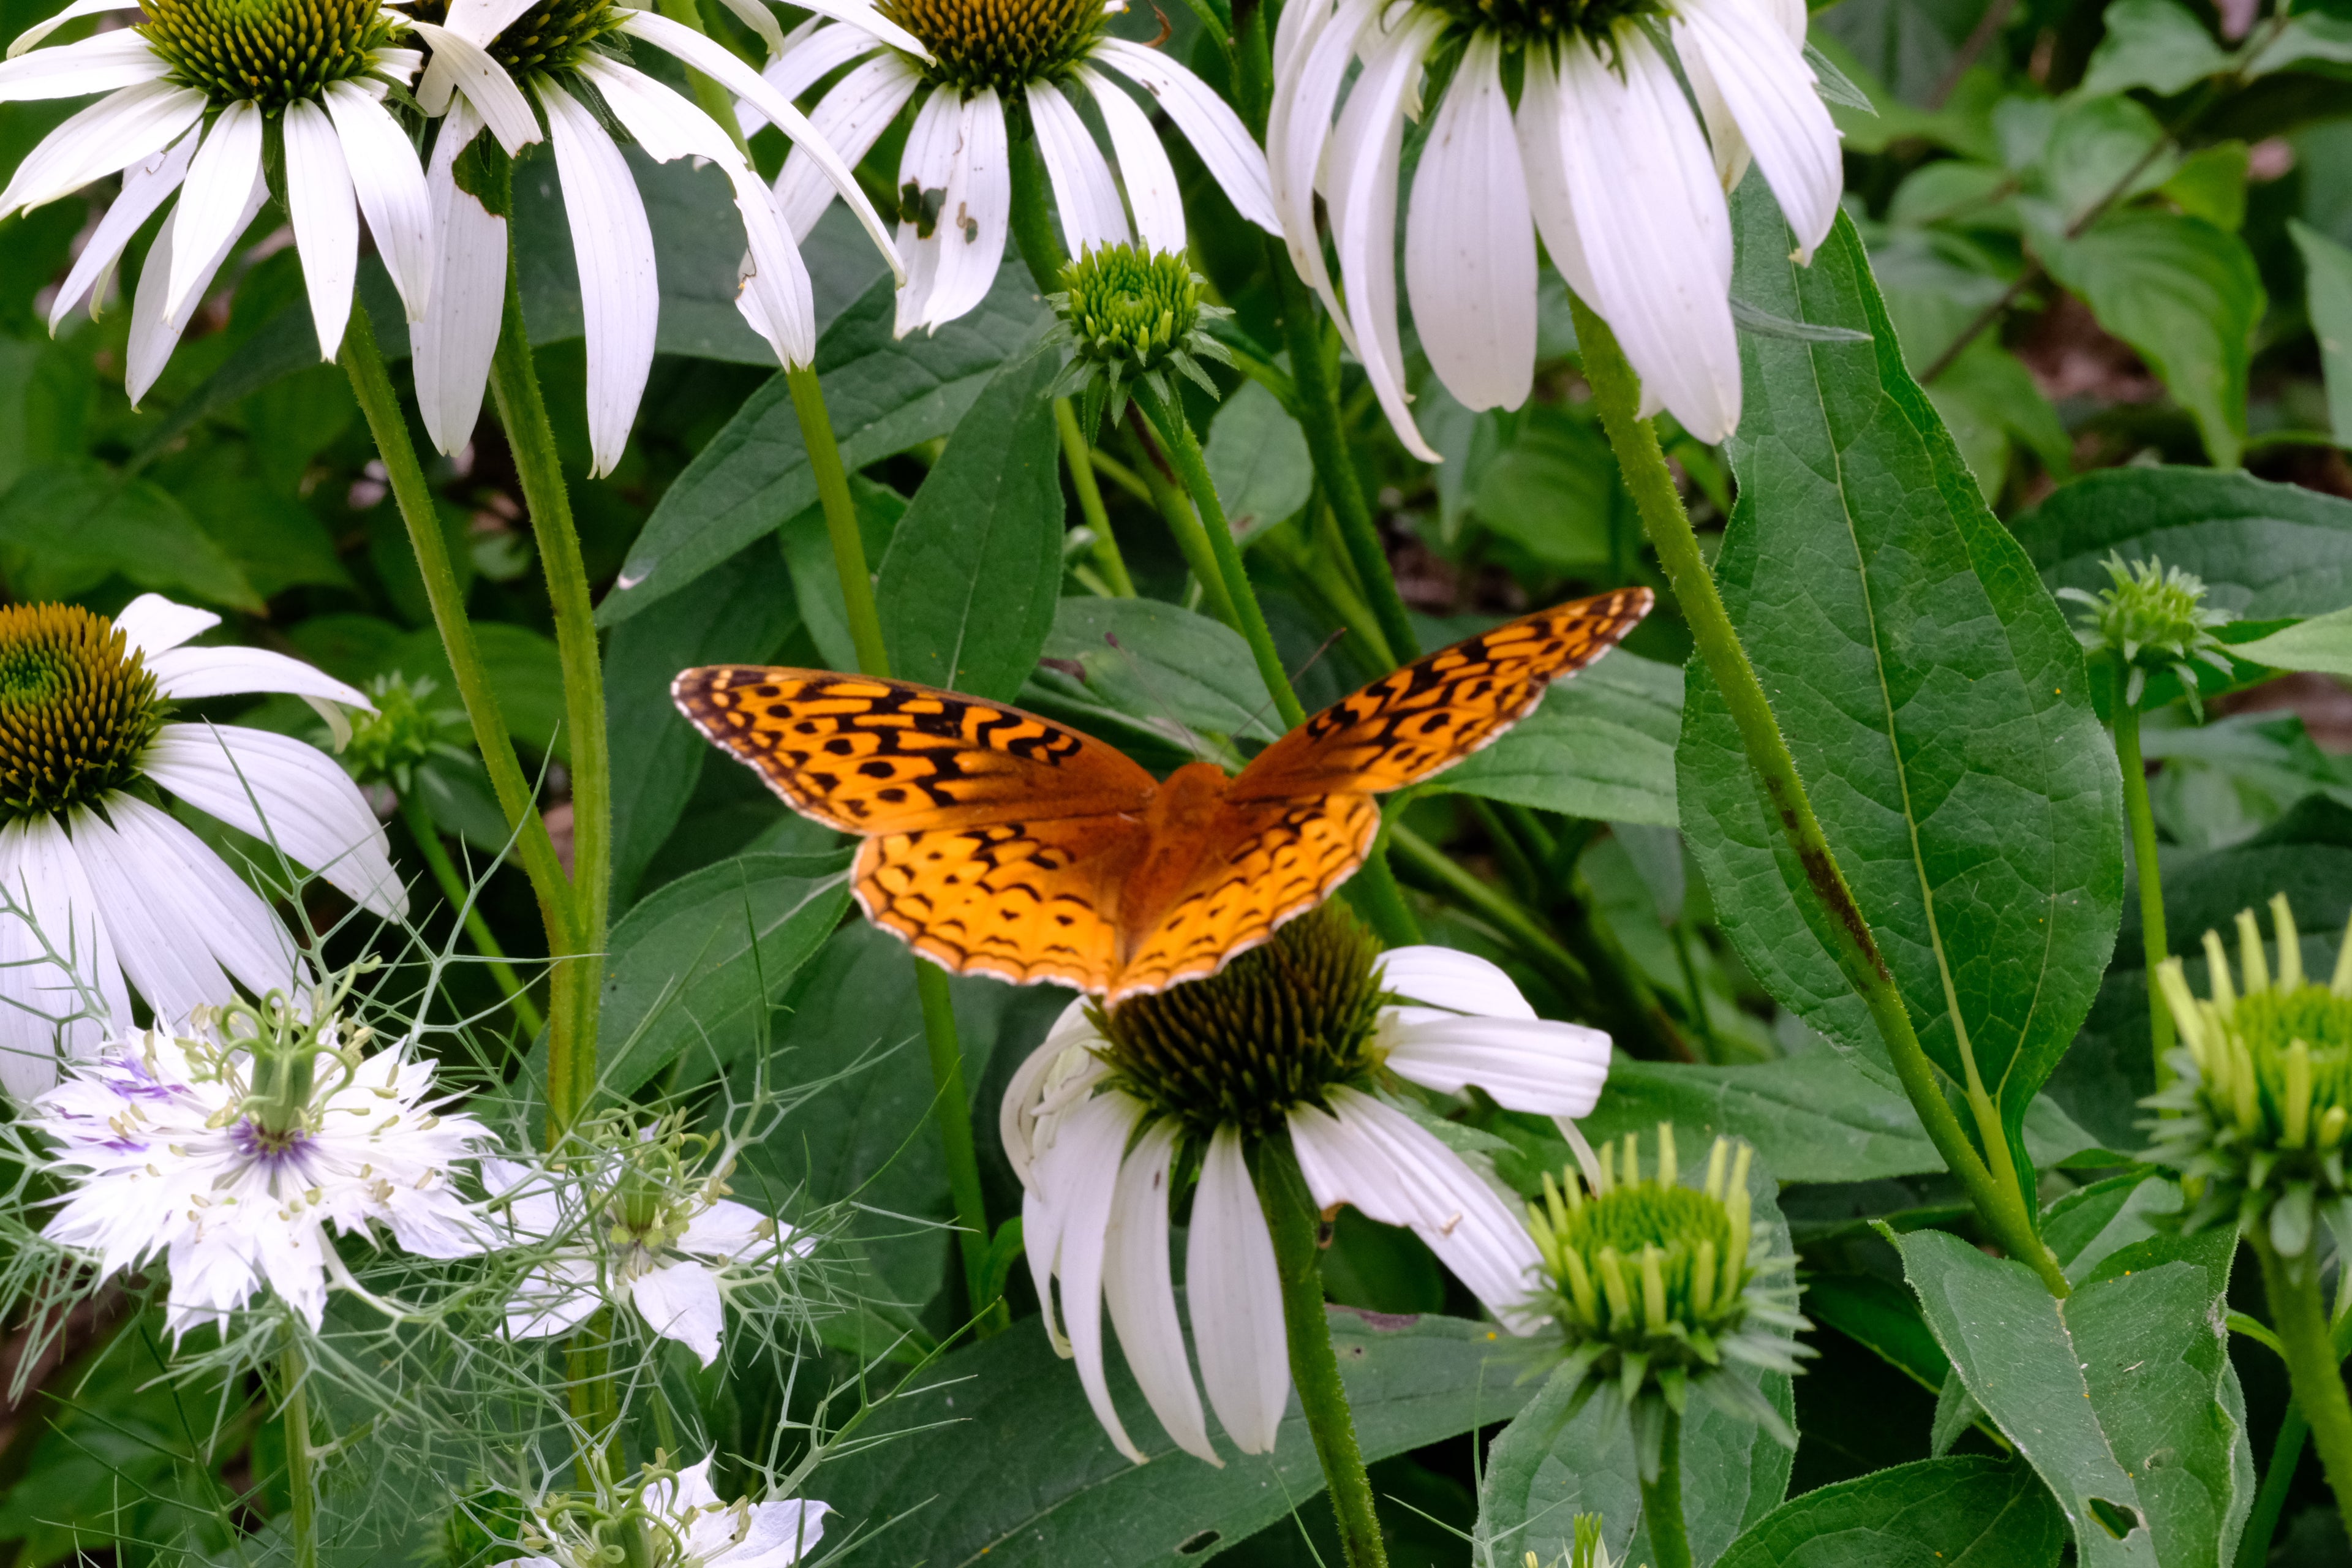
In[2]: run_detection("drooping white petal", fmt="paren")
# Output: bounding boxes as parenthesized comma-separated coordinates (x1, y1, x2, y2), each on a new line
(0, 78, 204, 217)
(8, 0, 144, 59)
(1001, 1000, 1112, 1188)
(1091, 37, 1278, 233)
(1076, 65, 1183, 256)
(680, 1198, 779, 1262)
(1291, 1087, 1544, 1331)
(774, 51, 919, 241)
(1374, 946, 1537, 1020)
(415, 96, 508, 456)
(891, 86, 957, 336)
(0, 29, 162, 102)
(167, 100, 263, 321)
(126, 153, 266, 405)
(1027, 76, 1128, 257)
(409, 20, 540, 154)
(279, 97, 360, 361)
(905, 87, 1008, 333)
(740, 20, 872, 137)
(1102, 1119, 1218, 1464)
(1679, 43, 1751, 193)
(1265, 0, 1376, 331)
(1377, 1008, 1611, 1116)
(782, 0, 930, 60)
(1514, 47, 1596, 306)
(114, 593, 219, 657)
(632, 1259, 727, 1366)
(539, 78, 657, 477)
(1673, 0, 1842, 260)
(144, 644, 371, 708)
(1404, 31, 1534, 413)
(1272, 0, 1334, 83)
(442, 0, 539, 46)
(322, 80, 435, 319)
(0, 818, 129, 1101)
(1033, 1090, 1146, 1460)
(1186, 1124, 1288, 1454)
(48, 129, 194, 331)
(505, 1256, 605, 1340)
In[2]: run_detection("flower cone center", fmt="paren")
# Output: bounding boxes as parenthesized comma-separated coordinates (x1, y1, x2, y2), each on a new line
(1422, 0, 1663, 49)
(0, 605, 162, 821)
(141, 0, 396, 110)
(1061, 246, 1200, 374)
(880, 0, 1101, 94)
(409, 0, 625, 78)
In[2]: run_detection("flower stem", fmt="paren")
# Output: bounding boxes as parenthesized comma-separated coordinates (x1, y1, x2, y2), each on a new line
(1567, 293, 2070, 1298)
(489, 263, 609, 1137)
(1639, 1406, 1694, 1568)
(1126, 413, 1242, 626)
(2238, 1399, 2309, 1568)
(2255, 1232, 2352, 1541)
(396, 794, 543, 1038)
(1259, 1134, 1388, 1568)
(1055, 399, 1137, 597)
(784, 361, 994, 1325)
(2113, 703, 2176, 1091)
(282, 1341, 315, 1568)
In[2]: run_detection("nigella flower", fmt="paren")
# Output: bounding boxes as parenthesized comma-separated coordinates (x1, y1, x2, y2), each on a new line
(741, 0, 1279, 336)
(1002, 907, 1611, 1463)
(0, 0, 434, 402)
(29, 985, 489, 1337)
(404, 0, 903, 473)
(0, 595, 405, 1102)
(507, 1456, 828, 1568)
(1264, 0, 1841, 451)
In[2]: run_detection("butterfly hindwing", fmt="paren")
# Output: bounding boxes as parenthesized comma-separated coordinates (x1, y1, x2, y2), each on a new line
(673, 667, 1158, 834)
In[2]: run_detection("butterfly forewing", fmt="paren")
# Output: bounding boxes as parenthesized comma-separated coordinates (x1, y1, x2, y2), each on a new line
(855, 816, 1139, 993)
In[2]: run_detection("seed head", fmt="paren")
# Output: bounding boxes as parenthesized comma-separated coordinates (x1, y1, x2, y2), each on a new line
(0, 604, 164, 822)
(141, 0, 399, 111)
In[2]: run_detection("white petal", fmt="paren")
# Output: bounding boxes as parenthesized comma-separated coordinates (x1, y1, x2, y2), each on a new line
(733, 1499, 829, 1567)
(66, 799, 282, 1016)
(1374, 946, 1537, 1019)
(8, 0, 144, 58)
(1076, 65, 1183, 256)
(145, 644, 369, 708)
(142, 724, 407, 917)
(1514, 48, 1596, 304)
(323, 81, 435, 320)
(1265, 0, 1376, 337)
(707, 0, 786, 60)
(774, 53, 918, 241)
(540, 79, 656, 477)
(1091, 38, 1278, 233)
(1679, 41, 1751, 193)
(0, 818, 129, 1101)
(1674, 0, 1842, 260)
(1000, 998, 1109, 1188)
(914, 87, 1008, 331)
(1377, 1009, 1611, 1115)
(442, 0, 540, 45)
(1272, 0, 1333, 82)
(1404, 31, 1534, 413)
(0, 29, 162, 102)
(0, 79, 204, 217)
(126, 153, 266, 405)
(113, 592, 217, 656)
(505, 1256, 604, 1340)
(891, 87, 958, 336)
(1035, 1090, 1146, 1461)
(743, 21, 873, 135)
(1027, 76, 1128, 257)
(281, 97, 359, 361)
(775, 0, 929, 60)
(680, 1199, 776, 1262)
(1103, 1120, 1217, 1464)
(631, 1259, 726, 1366)
(168, 101, 263, 322)
(409, 21, 540, 154)
(1187, 1124, 1288, 1454)
(415, 98, 508, 457)
(48, 129, 192, 330)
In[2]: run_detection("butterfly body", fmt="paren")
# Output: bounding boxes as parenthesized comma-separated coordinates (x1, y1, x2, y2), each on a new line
(674, 589, 1653, 1003)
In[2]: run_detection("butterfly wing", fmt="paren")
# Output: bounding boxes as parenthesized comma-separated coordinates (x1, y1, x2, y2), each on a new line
(1226, 589, 1655, 802)
(673, 667, 1159, 832)
(858, 816, 1144, 992)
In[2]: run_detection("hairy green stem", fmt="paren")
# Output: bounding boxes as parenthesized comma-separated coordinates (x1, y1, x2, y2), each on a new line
(1640, 1408, 1694, 1568)
(2239, 1401, 2309, 1568)
(283, 1341, 315, 1568)
(2256, 1234, 2352, 1540)
(397, 794, 543, 1038)
(2113, 703, 2176, 1090)
(1569, 293, 2068, 1296)
(1259, 1135, 1387, 1568)
(1126, 412, 1243, 627)
(1056, 400, 1137, 597)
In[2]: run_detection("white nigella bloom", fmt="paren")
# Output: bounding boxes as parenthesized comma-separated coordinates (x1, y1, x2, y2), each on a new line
(0, 0, 435, 402)
(404, 0, 903, 474)
(1265, 0, 1841, 452)
(739, 0, 1278, 336)
(507, 1456, 828, 1568)
(1003, 908, 1611, 1464)
(0, 595, 405, 1102)
(483, 1123, 805, 1367)
(29, 986, 489, 1337)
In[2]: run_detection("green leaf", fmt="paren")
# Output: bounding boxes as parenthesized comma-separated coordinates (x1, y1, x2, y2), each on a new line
(2017, 95, 2174, 225)
(1891, 1223, 2253, 1567)
(815, 1311, 1541, 1567)
(1035, 595, 1282, 745)
(593, 851, 853, 1098)
(2231, 603, 2352, 674)
(603, 269, 1047, 625)
(1205, 379, 1311, 540)
(1715, 1455, 2069, 1568)
(1431, 648, 1681, 826)
(175, 471, 353, 599)
(2160, 142, 2250, 232)
(876, 347, 1066, 700)
(1679, 187, 2124, 1164)
(2079, 0, 2234, 96)
(1470, 403, 1624, 571)
(0, 461, 262, 609)
(2041, 211, 2266, 467)
(1803, 1273, 1953, 1392)
(2291, 217, 2352, 445)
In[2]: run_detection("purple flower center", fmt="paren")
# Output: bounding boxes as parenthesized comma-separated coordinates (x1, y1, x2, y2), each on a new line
(233, 1117, 315, 1174)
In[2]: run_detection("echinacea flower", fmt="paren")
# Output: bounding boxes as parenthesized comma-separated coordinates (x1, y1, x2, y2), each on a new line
(1003, 907, 1611, 1464)
(405, 0, 903, 472)
(30, 984, 489, 1336)
(506, 1455, 827, 1568)
(0, 0, 434, 402)
(0, 594, 405, 1102)
(741, 0, 1279, 336)
(1264, 0, 1841, 452)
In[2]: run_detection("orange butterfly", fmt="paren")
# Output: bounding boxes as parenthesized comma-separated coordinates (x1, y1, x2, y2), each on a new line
(673, 590, 1653, 1003)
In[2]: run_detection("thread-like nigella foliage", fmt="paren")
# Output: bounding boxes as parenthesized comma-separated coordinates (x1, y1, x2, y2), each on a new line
(879, 0, 1101, 93)
(1419, 0, 1664, 49)
(1091, 905, 1386, 1139)
(0, 605, 162, 821)
(407, 0, 626, 78)
(141, 0, 398, 111)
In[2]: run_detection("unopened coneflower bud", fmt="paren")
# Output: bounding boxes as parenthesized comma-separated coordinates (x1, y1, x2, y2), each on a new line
(2056, 552, 2237, 716)
(1046, 244, 1236, 434)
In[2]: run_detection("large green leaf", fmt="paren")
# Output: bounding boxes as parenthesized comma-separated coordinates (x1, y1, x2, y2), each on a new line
(603, 269, 1047, 625)
(1434, 649, 1681, 826)
(1715, 1455, 2069, 1568)
(875, 349, 1066, 700)
(1204, 379, 1311, 539)
(1892, 1223, 2252, 1567)
(1679, 188, 2124, 1166)
(815, 1310, 1539, 1566)
(0, 461, 260, 609)
(2015, 468, 2352, 618)
(1033, 595, 1283, 747)
(2294, 218, 2352, 444)
(2079, 0, 2234, 95)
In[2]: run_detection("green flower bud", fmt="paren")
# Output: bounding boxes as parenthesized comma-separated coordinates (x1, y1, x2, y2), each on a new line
(334, 673, 472, 795)
(2056, 552, 2235, 716)
(1045, 243, 1234, 434)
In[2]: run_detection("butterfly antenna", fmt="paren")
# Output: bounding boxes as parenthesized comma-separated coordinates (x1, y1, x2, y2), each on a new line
(1103, 632, 1216, 765)
(1232, 627, 1350, 739)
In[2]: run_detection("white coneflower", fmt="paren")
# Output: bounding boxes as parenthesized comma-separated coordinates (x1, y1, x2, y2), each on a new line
(0, 595, 405, 1102)
(737, 0, 1278, 336)
(1264, 0, 1841, 453)
(0, 0, 434, 402)
(507, 1457, 828, 1568)
(31, 986, 489, 1337)
(1002, 908, 1610, 1463)
(404, 0, 903, 472)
